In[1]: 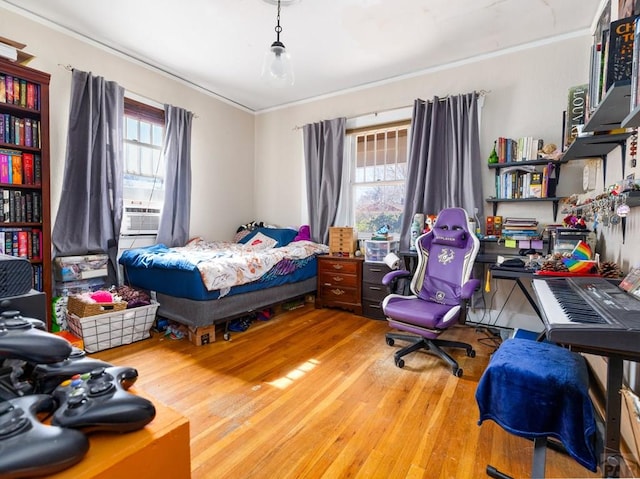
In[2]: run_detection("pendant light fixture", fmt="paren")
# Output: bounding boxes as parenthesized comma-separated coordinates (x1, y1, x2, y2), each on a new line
(261, 0, 295, 87)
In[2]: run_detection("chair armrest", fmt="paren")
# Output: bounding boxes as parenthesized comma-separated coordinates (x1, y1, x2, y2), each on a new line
(382, 269, 411, 287)
(461, 278, 481, 299)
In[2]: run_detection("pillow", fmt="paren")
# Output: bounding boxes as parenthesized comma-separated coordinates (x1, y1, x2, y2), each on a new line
(293, 224, 311, 242)
(239, 227, 298, 247)
(431, 227, 468, 248)
(233, 229, 252, 243)
(244, 231, 277, 249)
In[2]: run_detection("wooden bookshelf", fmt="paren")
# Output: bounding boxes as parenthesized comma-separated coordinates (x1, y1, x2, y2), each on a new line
(0, 57, 51, 327)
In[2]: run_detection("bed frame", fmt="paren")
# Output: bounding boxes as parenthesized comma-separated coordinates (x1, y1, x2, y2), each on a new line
(154, 277, 316, 339)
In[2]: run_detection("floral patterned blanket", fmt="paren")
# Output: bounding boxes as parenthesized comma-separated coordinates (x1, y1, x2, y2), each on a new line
(119, 237, 328, 297)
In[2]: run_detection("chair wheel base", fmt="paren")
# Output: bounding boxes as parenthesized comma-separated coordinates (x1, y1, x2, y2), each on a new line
(395, 358, 405, 368)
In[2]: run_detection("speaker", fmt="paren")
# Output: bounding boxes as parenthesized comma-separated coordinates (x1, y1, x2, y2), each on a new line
(0, 290, 47, 322)
(0, 254, 33, 299)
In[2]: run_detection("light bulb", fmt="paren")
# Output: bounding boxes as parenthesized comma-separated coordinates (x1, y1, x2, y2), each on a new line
(261, 41, 294, 87)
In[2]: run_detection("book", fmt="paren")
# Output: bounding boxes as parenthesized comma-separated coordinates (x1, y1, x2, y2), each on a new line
(604, 15, 639, 93)
(19, 79, 26, 108)
(26, 83, 35, 110)
(17, 231, 28, 257)
(33, 154, 41, 185)
(0, 154, 8, 184)
(5, 76, 13, 104)
(10, 152, 22, 185)
(529, 171, 543, 198)
(22, 153, 34, 185)
(0, 74, 4, 103)
(564, 84, 588, 150)
(631, 17, 640, 111)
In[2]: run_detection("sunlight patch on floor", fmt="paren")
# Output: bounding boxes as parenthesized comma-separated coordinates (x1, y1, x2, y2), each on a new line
(267, 358, 320, 389)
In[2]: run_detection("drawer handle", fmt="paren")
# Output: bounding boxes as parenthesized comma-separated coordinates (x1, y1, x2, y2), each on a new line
(370, 305, 381, 309)
(369, 268, 382, 272)
(332, 276, 344, 282)
(331, 264, 344, 270)
(369, 286, 382, 291)
(331, 288, 346, 296)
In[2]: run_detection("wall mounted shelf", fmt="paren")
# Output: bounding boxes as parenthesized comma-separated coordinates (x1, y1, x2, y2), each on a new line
(485, 197, 564, 221)
(561, 132, 630, 183)
(583, 80, 631, 132)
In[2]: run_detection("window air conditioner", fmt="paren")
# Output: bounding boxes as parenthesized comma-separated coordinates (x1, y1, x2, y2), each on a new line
(121, 200, 161, 235)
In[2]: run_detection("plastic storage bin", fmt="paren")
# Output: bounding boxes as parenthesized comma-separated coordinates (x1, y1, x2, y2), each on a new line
(364, 240, 399, 263)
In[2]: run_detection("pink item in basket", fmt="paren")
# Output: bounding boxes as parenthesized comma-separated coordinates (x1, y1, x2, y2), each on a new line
(90, 290, 113, 303)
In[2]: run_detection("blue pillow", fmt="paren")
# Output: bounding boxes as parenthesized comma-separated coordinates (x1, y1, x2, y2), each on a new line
(239, 227, 298, 247)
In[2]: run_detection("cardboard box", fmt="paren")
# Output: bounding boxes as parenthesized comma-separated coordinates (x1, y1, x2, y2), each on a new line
(188, 325, 215, 346)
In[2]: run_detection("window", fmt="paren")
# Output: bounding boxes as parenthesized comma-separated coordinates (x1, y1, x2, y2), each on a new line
(345, 121, 410, 236)
(123, 97, 165, 205)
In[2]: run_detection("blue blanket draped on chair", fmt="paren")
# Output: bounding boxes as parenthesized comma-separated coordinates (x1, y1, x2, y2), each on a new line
(475, 338, 598, 472)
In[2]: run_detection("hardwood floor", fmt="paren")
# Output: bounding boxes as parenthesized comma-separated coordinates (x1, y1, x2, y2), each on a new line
(94, 305, 602, 479)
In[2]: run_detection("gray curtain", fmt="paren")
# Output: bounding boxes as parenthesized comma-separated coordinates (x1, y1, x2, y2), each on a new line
(52, 69, 124, 284)
(303, 117, 346, 244)
(156, 104, 193, 247)
(399, 93, 483, 250)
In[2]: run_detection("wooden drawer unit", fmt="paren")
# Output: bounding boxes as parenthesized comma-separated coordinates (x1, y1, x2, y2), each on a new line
(316, 255, 363, 315)
(328, 227, 356, 256)
(362, 262, 392, 320)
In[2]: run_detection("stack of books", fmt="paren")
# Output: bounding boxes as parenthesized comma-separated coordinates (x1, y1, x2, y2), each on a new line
(501, 217, 540, 240)
(0, 41, 17, 62)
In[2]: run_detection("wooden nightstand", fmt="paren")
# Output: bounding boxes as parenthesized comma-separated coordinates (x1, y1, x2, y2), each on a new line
(316, 255, 363, 315)
(361, 262, 392, 320)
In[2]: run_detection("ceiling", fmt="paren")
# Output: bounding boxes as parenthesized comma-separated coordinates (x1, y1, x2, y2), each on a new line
(3, 0, 602, 112)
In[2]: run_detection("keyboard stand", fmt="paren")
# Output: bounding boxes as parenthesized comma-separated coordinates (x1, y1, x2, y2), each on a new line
(489, 266, 543, 320)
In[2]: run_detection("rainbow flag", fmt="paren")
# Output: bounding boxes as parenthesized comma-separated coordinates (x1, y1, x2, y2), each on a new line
(562, 258, 597, 274)
(571, 240, 592, 260)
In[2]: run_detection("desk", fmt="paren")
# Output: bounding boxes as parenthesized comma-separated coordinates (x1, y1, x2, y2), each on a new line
(488, 265, 542, 320)
(49, 390, 191, 479)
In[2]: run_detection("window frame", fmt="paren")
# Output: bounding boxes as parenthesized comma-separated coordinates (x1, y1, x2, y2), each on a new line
(344, 119, 411, 238)
(123, 97, 165, 205)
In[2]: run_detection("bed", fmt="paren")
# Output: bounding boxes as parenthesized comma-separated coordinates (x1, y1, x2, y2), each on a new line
(118, 227, 328, 337)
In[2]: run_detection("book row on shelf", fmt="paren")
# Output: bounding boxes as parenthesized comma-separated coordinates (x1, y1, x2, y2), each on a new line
(0, 73, 40, 109)
(0, 188, 42, 223)
(0, 114, 42, 148)
(501, 217, 540, 240)
(0, 227, 42, 261)
(494, 164, 556, 200)
(493, 136, 544, 164)
(0, 149, 42, 185)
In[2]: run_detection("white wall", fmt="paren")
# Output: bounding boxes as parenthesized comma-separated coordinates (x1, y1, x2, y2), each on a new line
(0, 6, 255, 241)
(255, 36, 594, 227)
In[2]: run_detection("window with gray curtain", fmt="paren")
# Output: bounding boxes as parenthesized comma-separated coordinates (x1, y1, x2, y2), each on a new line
(52, 69, 124, 284)
(156, 104, 193, 247)
(302, 117, 346, 244)
(399, 93, 483, 250)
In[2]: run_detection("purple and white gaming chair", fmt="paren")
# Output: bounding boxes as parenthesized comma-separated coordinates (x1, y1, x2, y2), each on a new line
(382, 207, 480, 376)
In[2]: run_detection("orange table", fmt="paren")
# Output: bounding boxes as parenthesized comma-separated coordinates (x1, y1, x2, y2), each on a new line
(49, 390, 190, 479)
